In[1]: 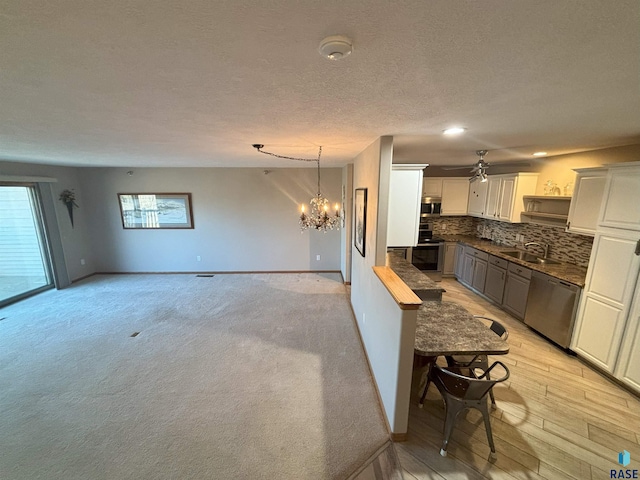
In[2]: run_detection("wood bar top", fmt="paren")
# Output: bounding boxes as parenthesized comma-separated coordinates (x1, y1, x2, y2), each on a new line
(373, 266, 422, 310)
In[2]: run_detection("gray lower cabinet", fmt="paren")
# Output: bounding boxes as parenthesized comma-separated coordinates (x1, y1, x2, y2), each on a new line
(454, 244, 465, 279)
(472, 256, 488, 292)
(502, 262, 532, 320)
(461, 249, 475, 286)
(458, 245, 488, 293)
(484, 255, 508, 304)
(443, 242, 457, 277)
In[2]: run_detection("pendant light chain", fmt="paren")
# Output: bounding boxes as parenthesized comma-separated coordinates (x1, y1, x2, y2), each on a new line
(252, 144, 340, 232)
(317, 146, 322, 196)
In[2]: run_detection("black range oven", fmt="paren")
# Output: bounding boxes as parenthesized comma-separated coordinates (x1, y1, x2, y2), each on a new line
(412, 222, 444, 280)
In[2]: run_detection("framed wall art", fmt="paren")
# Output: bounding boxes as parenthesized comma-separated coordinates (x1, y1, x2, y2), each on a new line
(354, 188, 367, 257)
(118, 193, 194, 229)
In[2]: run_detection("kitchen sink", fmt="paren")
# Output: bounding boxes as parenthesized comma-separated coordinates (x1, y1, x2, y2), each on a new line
(500, 250, 561, 265)
(501, 250, 539, 261)
(536, 257, 561, 265)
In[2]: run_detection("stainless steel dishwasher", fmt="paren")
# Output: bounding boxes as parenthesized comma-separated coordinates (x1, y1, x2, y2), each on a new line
(524, 271, 581, 348)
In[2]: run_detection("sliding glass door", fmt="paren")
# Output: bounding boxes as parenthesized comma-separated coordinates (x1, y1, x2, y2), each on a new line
(0, 184, 53, 306)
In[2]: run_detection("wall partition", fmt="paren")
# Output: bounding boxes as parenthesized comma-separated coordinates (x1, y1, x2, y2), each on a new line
(0, 183, 53, 306)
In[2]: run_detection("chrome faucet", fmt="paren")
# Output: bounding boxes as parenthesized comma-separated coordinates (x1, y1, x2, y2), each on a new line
(525, 241, 549, 258)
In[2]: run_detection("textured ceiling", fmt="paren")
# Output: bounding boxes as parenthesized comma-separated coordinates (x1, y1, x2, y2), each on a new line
(1, 1, 639, 168)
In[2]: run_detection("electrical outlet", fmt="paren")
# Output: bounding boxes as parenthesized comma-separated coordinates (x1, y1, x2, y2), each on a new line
(80, 259, 85, 265)
(442, 223, 447, 231)
(363, 313, 366, 324)
(316, 255, 321, 261)
(196, 256, 201, 261)
(477, 225, 482, 232)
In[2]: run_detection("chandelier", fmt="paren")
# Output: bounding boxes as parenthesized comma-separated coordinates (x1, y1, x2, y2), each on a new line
(252, 144, 341, 232)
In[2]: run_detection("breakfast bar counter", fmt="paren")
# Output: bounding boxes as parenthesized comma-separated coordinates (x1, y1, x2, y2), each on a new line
(414, 301, 509, 357)
(386, 251, 445, 301)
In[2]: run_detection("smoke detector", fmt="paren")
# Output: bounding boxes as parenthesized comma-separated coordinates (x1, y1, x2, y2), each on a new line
(318, 35, 353, 60)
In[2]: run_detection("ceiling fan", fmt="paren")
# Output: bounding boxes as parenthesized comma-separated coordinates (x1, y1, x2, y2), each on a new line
(442, 150, 530, 183)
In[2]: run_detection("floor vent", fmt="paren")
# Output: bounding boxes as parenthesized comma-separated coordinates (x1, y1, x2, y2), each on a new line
(130, 332, 140, 337)
(196, 274, 215, 277)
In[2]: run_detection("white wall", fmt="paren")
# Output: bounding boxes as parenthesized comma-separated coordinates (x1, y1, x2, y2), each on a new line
(533, 144, 640, 195)
(340, 164, 353, 283)
(349, 137, 417, 435)
(79, 167, 342, 272)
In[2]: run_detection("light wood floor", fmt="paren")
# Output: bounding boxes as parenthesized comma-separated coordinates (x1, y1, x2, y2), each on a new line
(398, 278, 640, 480)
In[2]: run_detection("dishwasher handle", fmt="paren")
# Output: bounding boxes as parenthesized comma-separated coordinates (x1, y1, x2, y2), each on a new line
(533, 271, 578, 292)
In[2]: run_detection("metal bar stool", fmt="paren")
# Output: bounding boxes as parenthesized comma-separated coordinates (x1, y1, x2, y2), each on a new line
(430, 361, 510, 458)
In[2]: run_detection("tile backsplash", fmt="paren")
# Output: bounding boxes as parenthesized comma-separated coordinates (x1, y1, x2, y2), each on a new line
(430, 216, 594, 268)
(429, 216, 476, 235)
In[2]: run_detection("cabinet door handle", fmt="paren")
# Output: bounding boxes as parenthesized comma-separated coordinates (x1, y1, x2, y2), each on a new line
(635, 239, 640, 256)
(566, 221, 571, 229)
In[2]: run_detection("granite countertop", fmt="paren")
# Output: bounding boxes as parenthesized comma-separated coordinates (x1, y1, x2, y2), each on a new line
(440, 234, 587, 287)
(414, 301, 510, 357)
(386, 252, 445, 294)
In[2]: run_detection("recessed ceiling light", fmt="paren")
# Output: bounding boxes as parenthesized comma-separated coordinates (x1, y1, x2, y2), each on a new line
(443, 127, 466, 135)
(533, 151, 548, 157)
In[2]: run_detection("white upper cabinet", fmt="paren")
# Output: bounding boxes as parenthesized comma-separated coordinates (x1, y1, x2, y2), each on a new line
(484, 177, 502, 218)
(422, 178, 443, 198)
(599, 162, 640, 231)
(441, 178, 470, 216)
(387, 165, 428, 247)
(497, 176, 517, 222)
(481, 173, 538, 223)
(467, 180, 488, 216)
(566, 167, 607, 236)
(422, 177, 469, 215)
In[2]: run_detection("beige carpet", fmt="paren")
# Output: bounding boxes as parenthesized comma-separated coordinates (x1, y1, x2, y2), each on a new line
(0, 273, 389, 479)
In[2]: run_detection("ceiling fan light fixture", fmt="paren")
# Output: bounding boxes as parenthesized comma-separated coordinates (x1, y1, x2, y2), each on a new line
(318, 35, 353, 61)
(443, 127, 466, 135)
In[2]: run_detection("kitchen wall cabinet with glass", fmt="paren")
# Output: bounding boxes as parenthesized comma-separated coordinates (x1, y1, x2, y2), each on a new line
(467, 173, 538, 223)
(571, 162, 640, 394)
(421, 177, 469, 215)
(387, 164, 428, 247)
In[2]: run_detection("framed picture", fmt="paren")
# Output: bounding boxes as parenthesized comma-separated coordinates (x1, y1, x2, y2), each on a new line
(354, 188, 367, 257)
(118, 193, 194, 229)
